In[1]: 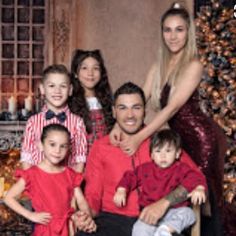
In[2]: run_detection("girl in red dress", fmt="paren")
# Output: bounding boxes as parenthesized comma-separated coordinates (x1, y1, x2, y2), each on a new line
(69, 50, 115, 152)
(4, 124, 96, 236)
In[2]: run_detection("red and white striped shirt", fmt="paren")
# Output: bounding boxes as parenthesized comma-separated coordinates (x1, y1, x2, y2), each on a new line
(20, 105, 87, 166)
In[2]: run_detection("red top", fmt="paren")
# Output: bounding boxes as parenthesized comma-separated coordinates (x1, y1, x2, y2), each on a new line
(21, 105, 87, 166)
(15, 166, 83, 236)
(86, 109, 108, 152)
(84, 135, 201, 217)
(118, 161, 207, 208)
(86, 97, 109, 152)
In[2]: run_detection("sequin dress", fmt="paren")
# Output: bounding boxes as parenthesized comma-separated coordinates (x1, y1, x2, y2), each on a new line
(15, 166, 83, 236)
(160, 84, 226, 207)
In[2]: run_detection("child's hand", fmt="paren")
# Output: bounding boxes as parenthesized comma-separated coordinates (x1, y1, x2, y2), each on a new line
(72, 211, 97, 233)
(120, 134, 141, 156)
(28, 211, 52, 225)
(109, 123, 122, 146)
(113, 187, 127, 207)
(188, 185, 206, 205)
(87, 218, 97, 233)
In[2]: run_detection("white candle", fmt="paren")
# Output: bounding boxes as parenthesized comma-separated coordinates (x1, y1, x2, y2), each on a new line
(22, 108, 27, 116)
(8, 96, 17, 114)
(24, 96, 32, 111)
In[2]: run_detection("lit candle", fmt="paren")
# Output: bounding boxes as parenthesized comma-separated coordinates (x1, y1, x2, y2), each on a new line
(8, 96, 17, 114)
(24, 95, 32, 111)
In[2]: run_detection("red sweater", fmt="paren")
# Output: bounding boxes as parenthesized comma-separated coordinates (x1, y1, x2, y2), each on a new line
(118, 161, 207, 208)
(84, 135, 202, 217)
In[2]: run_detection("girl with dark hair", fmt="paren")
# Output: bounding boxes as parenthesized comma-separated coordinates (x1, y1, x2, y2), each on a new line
(69, 49, 115, 151)
(4, 124, 96, 235)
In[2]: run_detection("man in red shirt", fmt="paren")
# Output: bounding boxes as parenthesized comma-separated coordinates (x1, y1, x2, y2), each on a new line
(75, 82, 198, 236)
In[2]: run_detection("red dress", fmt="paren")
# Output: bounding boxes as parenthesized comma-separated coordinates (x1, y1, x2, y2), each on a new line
(15, 166, 83, 236)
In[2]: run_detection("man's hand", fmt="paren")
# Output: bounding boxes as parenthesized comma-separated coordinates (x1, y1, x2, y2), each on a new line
(72, 211, 97, 233)
(113, 187, 127, 207)
(188, 185, 206, 205)
(139, 198, 170, 225)
(28, 211, 52, 225)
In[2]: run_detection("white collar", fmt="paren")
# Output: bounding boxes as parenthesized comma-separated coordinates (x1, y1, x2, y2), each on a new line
(86, 97, 102, 110)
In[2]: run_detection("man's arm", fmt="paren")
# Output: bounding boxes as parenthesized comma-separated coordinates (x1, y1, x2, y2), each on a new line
(74, 140, 104, 233)
(165, 185, 188, 207)
(84, 141, 104, 214)
(73, 141, 104, 233)
(139, 185, 188, 225)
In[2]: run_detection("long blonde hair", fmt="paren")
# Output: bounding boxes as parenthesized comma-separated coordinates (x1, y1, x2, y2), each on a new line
(151, 3, 198, 111)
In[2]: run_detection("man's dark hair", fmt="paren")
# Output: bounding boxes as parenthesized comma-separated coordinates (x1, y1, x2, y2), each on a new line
(113, 82, 146, 106)
(41, 123, 71, 143)
(150, 129, 182, 154)
(42, 64, 70, 83)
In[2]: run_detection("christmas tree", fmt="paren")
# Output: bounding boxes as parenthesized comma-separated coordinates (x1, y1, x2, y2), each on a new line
(195, 0, 236, 233)
(196, 0, 236, 205)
